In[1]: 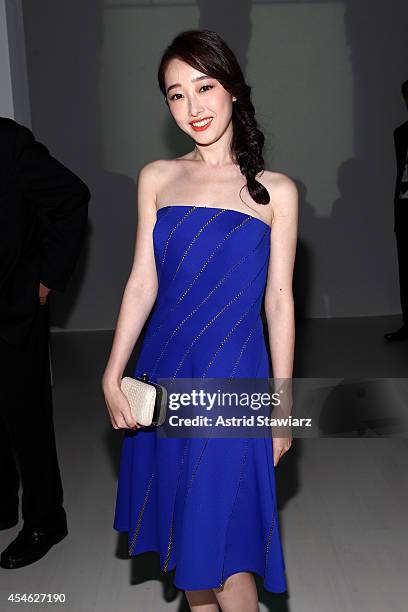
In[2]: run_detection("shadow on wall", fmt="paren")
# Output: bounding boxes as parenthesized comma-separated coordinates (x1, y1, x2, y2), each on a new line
(325, 0, 407, 318)
(23, 0, 408, 328)
(198, 0, 408, 319)
(22, 0, 137, 330)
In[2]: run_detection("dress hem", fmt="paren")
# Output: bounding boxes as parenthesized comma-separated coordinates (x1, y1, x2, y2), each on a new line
(113, 527, 287, 595)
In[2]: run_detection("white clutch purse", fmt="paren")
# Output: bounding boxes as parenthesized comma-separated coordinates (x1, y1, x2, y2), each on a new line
(120, 373, 168, 427)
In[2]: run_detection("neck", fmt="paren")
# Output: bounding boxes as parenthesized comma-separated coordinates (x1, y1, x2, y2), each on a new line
(191, 121, 234, 167)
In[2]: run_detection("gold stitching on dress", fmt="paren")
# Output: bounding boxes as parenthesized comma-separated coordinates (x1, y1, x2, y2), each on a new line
(176, 219, 263, 306)
(202, 291, 262, 378)
(163, 439, 189, 572)
(219, 439, 249, 588)
(128, 471, 155, 555)
(143, 216, 260, 352)
(264, 513, 275, 577)
(150, 239, 269, 377)
(161, 206, 196, 266)
(170, 209, 226, 283)
(166, 259, 269, 385)
(164, 439, 209, 570)
(186, 439, 209, 495)
(201, 259, 269, 378)
(228, 323, 257, 380)
(147, 222, 269, 352)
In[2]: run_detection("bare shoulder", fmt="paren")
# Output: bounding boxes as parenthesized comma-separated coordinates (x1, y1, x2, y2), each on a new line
(259, 170, 298, 201)
(137, 159, 171, 184)
(137, 158, 182, 196)
(258, 170, 298, 216)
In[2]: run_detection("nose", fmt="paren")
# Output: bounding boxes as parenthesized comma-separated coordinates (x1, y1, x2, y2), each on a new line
(188, 94, 204, 117)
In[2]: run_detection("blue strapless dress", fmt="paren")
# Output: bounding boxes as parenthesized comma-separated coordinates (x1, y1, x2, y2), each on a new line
(113, 205, 287, 593)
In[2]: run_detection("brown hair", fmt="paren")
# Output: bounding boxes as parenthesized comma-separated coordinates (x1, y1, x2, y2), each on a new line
(157, 29, 270, 206)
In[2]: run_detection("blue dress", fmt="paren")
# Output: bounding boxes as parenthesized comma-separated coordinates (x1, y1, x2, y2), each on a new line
(113, 205, 287, 593)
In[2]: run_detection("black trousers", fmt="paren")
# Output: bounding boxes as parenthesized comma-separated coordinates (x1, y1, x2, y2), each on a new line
(396, 228, 408, 325)
(0, 300, 65, 529)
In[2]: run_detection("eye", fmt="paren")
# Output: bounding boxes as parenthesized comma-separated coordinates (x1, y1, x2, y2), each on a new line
(169, 84, 214, 102)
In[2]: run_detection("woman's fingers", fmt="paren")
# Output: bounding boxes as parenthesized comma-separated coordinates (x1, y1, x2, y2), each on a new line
(118, 391, 141, 429)
(122, 407, 139, 429)
(103, 388, 141, 430)
(273, 437, 293, 466)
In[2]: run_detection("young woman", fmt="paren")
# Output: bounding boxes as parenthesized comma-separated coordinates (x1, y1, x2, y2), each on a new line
(102, 29, 297, 612)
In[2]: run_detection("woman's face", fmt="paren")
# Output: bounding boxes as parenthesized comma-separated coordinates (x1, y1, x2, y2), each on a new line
(164, 58, 235, 144)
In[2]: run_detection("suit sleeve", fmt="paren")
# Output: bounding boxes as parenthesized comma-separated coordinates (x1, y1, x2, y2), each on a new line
(393, 127, 400, 202)
(394, 127, 399, 158)
(15, 124, 90, 292)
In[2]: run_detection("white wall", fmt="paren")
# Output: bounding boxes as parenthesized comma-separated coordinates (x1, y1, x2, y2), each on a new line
(21, 0, 408, 328)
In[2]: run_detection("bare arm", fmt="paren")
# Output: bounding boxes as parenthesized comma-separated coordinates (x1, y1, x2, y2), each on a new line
(102, 162, 159, 429)
(263, 174, 298, 463)
(264, 174, 298, 378)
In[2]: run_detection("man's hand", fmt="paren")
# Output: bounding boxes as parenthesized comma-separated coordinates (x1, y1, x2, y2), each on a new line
(39, 283, 51, 305)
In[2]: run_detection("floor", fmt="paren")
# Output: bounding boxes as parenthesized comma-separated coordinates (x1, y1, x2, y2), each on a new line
(0, 315, 407, 612)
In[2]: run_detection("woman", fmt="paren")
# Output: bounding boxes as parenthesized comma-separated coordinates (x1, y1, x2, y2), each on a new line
(102, 29, 297, 612)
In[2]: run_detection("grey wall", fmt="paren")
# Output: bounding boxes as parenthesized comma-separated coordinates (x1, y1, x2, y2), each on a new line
(0, 0, 14, 117)
(0, 0, 31, 124)
(21, 0, 408, 329)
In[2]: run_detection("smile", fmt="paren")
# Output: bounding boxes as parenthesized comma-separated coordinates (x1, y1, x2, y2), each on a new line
(190, 117, 213, 131)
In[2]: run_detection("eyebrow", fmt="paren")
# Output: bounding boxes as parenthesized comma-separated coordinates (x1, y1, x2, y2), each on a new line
(166, 74, 211, 94)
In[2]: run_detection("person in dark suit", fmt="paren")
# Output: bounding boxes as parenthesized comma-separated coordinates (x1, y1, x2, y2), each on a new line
(0, 118, 90, 569)
(385, 80, 408, 341)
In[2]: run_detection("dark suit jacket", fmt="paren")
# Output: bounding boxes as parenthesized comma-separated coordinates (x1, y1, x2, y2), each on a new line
(393, 119, 408, 232)
(0, 118, 90, 348)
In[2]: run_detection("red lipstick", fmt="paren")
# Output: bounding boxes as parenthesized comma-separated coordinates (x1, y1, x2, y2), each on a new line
(190, 117, 213, 132)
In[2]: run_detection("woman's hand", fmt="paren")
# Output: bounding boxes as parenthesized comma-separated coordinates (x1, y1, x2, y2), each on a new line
(273, 436, 293, 467)
(102, 379, 142, 430)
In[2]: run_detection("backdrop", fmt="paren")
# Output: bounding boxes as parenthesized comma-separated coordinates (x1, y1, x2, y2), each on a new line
(21, 0, 408, 329)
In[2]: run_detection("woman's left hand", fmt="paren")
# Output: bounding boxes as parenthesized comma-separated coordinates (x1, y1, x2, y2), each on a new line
(273, 436, 293, 467)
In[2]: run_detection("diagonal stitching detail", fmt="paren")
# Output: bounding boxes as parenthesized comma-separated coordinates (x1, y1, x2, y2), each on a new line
(166, 258, 269, 385)
(150, 241, 269, 377)
(228, 322, 258, 380)
(163, 439, 189, 572)
(128, 471, 155, 555)
(144, 217, 265, 350)
(201, 270, 267, 379)
(218, 439, 249, 588)
(161, 206, 196, 266)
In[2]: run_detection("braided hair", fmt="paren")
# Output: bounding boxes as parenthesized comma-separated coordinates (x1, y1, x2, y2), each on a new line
(157, 29, 270, 206)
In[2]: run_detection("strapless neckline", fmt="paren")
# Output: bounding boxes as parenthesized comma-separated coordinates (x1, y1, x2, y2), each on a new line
(156, 204, 271, 231)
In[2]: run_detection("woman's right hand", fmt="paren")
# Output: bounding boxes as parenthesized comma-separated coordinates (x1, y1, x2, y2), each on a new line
(102, 379, 143, 430)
